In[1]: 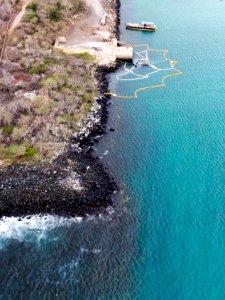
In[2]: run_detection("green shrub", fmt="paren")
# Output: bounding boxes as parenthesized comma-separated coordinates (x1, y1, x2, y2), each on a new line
(49, 8, 62, 22)
(28, 56, 59, 74)
(25, 12, 38, 22)
(83, 103, 92, 114)
(75, 52, 95, 62)
(26, 2, 38, 11)
(43, 56, 59, 65)
(59, 113, 75, 127)
(25, 146, 38, 157)
(30, 16, 39, 24)
(82, 93, 91, 103)
(28, 63, 47, 74)
(36, 104, 49, 115)
(2, 126, 14, 136)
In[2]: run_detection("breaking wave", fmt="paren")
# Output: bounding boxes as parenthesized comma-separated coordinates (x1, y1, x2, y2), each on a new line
(0, 215, 82, 249)
(0, 206, 115, 249)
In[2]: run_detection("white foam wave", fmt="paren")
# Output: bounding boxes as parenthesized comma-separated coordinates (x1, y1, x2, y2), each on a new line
(0, 215, 83, 249)
(0, 208, 115, 248)
(99, 150, 109, 159)
(44, 247, 101, 286)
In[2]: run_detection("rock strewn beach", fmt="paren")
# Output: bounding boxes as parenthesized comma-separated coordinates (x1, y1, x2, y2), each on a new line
(0, 0, 121, 218)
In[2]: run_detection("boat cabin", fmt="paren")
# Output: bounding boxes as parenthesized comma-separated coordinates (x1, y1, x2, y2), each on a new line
(141, 22, 155, 28)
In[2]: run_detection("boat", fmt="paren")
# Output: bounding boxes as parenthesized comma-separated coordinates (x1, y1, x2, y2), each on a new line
(133, 57, 150, 67)
(126, 21, 157, 32)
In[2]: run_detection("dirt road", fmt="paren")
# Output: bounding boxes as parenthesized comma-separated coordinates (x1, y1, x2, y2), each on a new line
(66, 0, 106, 46)
(9, 0, 30, 32)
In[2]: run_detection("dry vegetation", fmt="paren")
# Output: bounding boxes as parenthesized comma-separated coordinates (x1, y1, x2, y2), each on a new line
(0, 0, 98, 162)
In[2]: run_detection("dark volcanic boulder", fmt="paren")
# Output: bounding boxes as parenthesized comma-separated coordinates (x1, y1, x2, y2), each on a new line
(0, 151, 117, 218)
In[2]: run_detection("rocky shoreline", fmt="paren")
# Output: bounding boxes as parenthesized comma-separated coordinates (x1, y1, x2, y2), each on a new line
(0, 2, 121, 218)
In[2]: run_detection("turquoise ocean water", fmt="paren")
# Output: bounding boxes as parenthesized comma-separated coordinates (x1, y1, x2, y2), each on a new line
(0, 0, 225, 299)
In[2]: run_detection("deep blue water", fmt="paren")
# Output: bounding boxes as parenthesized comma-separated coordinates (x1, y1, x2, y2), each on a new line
(1, 0, 225, 299)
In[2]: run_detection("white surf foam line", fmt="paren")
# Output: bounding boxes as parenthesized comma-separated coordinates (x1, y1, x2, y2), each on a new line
(0, 215, 83, 249)
(0, 207, 116, 248)
(99, 150, 109, 159)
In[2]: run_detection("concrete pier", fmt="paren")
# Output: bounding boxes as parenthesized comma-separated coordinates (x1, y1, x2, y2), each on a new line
(115, 46, 133, 62)
(55, 37, 133, 65)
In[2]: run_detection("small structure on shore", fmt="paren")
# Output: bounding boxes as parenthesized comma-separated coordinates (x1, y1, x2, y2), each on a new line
(54, 36, 67, 48)
(115, 46, 133, 62)
(54, 37, 133, 65)
(101, 13, 108, 26)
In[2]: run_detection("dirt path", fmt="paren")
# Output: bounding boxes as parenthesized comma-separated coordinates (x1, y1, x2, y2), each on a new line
(9, 0, 30, 32)
(66, 0, 106, 46)
(86, 0, 104, 24)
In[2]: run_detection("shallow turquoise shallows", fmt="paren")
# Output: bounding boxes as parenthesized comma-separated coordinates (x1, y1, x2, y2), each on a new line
(0, 0, 225, 299)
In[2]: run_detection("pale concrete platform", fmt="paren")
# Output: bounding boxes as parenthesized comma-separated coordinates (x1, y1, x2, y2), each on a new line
(55, 37, 133, 65)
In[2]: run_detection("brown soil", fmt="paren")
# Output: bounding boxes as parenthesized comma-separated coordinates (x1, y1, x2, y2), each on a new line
(12, 73, 32, 84)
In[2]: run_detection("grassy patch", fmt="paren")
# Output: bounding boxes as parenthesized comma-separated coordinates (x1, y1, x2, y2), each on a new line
(75, 52, 95, 62)
(0, 144, 38, 160)
(0, 144, 26, 159)
(28, 56, 59, 74)
(2, 126, 14, 136)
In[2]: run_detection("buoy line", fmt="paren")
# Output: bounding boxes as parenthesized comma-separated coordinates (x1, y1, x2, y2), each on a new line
(105, 42, 182, 99)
